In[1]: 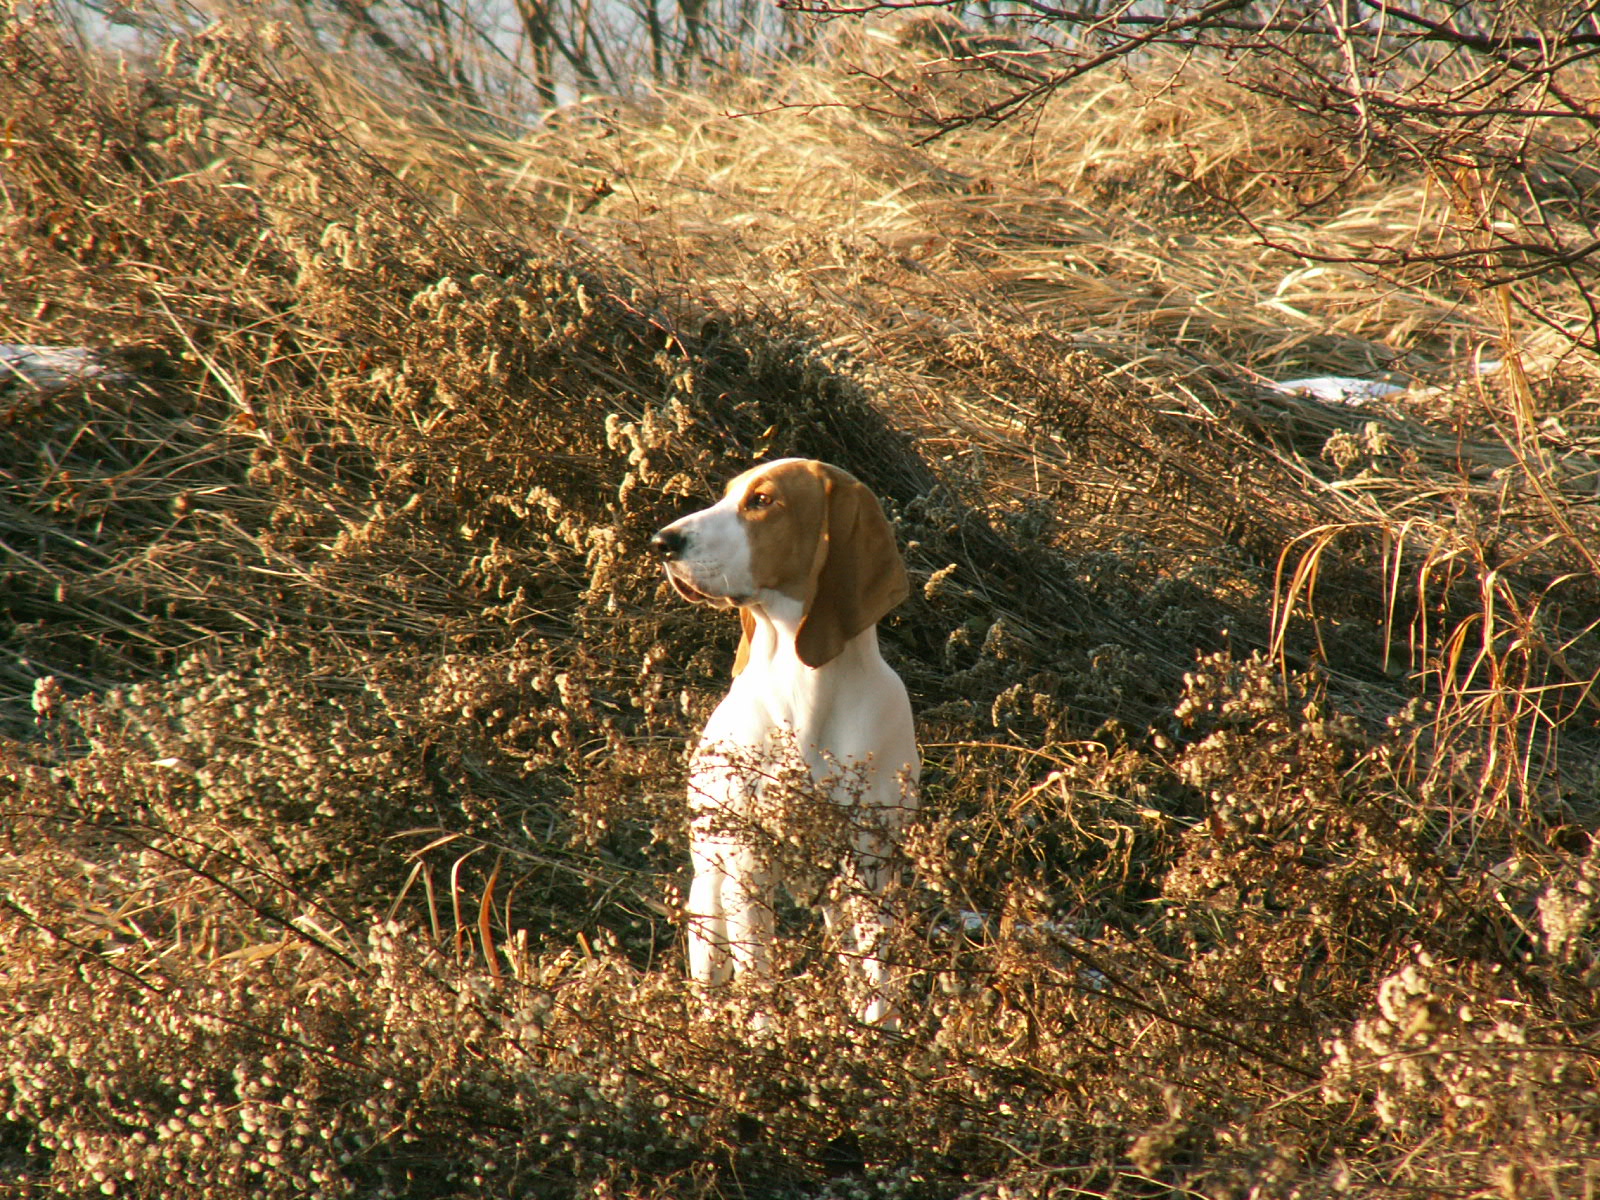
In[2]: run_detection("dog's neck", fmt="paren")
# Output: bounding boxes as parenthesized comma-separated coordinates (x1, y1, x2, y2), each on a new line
(742, 592, 881, 680)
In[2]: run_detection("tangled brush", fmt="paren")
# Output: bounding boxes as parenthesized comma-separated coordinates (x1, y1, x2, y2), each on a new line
(4, 8, 1600, 1198)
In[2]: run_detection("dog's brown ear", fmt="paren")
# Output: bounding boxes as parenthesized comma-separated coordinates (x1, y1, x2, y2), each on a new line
(795, 466, 909, 669)
(732, 607, 756, 677)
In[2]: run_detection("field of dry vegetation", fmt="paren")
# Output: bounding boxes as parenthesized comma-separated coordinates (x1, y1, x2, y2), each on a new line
(5, 2, 1600, 1196)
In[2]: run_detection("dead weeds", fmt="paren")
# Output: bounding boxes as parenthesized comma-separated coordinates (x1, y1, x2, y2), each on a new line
(3, 8, 1600, 1199)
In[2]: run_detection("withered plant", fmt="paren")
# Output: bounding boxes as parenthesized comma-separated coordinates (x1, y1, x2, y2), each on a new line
(3, 4, 1599, 1198)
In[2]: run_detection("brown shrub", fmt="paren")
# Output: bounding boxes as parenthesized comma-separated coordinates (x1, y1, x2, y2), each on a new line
(4, 9, 1600, 1199)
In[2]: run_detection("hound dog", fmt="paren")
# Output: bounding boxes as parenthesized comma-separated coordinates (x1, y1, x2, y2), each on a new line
(651, 458, 919, 1025)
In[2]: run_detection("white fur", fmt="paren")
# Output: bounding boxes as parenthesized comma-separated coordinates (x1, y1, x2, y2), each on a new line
(657, 467, 918, 1025)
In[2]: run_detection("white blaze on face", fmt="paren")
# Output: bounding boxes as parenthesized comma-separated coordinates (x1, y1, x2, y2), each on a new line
(659, 491, 756, 607)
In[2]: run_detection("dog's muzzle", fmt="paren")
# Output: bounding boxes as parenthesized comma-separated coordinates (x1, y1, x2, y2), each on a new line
(650, 527, 687, 561)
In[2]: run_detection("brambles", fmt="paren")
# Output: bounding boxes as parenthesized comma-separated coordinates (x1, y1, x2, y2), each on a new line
(4, 5, 1600, 1198)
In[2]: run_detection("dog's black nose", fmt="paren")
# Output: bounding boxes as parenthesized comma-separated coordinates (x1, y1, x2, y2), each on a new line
(651, 528, 686, 561)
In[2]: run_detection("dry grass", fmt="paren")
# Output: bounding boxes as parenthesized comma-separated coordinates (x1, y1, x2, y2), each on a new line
(4, 7, 1600, 1199)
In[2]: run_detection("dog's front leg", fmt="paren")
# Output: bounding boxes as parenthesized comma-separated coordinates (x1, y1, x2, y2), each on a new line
(823, 785, 914, 1027)
(687, 756, 773, 987)
(686, 829, 733, 986)
(721, 842, 773, 980)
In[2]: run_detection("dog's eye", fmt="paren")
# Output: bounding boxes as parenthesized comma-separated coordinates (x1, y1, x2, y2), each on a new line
(744, 490, 773, 510)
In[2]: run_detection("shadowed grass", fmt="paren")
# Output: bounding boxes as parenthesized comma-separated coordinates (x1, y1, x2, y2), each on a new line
(3, 8, 1600, 1198)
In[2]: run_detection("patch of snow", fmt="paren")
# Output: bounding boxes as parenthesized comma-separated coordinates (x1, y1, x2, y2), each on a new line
(1267, 376, 1406, 407)
(1, 345, 128, 391)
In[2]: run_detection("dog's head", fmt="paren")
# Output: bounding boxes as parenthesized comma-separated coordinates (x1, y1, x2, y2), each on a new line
(650, 458, 909, 670)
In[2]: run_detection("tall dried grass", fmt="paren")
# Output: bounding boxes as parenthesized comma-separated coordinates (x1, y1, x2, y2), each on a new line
(3, 7, 1600, 1199)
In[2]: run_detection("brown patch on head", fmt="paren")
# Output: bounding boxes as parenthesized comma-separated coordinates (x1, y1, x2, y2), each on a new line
(728, 459, 834, 600)
(728, 459, 909, 670)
